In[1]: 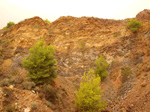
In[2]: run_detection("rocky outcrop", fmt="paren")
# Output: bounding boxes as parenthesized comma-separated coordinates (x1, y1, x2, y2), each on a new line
(0, 16, 50, 59)
(1, 10, 150, 112)
(49, 16, 123, 38)
(136, 9, 150, 21)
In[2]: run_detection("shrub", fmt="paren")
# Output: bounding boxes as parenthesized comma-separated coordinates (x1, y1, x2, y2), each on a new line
(121, 66, 132, 83)
(113, 32, 121, 37)
(3, 21, 15, 29)
(34, 86, 40, 93)
(44, 19, 50, 23)
(43, 84, 57, 103)
(75, 69, 106, 112)
(22, 40, 58, 84)
(30, 101, 39, 110)
(22, 81, 35, 90)
(11, 75, 23, 84)
(5, 104, 17, 112)
(94, 56, 109, 81)
(0, 78, 10, 87)
(127, 19, 142, 33)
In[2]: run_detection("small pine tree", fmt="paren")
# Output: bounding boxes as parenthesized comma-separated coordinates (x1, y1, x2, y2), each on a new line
(3, 21, 15, 29)
(94, 56, 109, 81)
(22, 40, 57, 84)
(127, 19, 142, 33)
(44, 19, 50, 23)
(75, 69, 106, 112)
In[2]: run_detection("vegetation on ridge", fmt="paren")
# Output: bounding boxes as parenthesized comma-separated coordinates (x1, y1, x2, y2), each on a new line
(3, 21, 15, 29)
(44, 19, 50, 23)
(127, 19, 142, 33)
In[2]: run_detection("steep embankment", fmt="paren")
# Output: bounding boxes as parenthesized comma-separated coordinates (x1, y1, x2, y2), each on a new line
(0, 9, 150, 112)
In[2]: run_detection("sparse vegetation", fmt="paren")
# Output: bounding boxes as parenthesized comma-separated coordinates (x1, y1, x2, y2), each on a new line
(0, 78, 10, 87)
(79, 40, 86, 51)
(113, 32, 121, 37)
(44, 19, 50, 23)
(22, 40, 58, 84)
(3, 30, 8, 35)
(75, 69, 106, 112)
(0, 48, 2, 54)
(5, 104, 17, 112)
(121, 66, 132, 83)
(0, 39, 15, 48)
(127, 19, 142, 33)
(94, 56, 109, 81)
(34, 24, 39, 28)
(45, 100, 53, 107)
(34, 86, 40, 93)
(43, 84, 57, 103)
(1, 12, 149, 112)
(22, 81, 36, 90)
(30, 101, 39, 110)
(11, 75, 23, 84)
(3, 21, 15, 29)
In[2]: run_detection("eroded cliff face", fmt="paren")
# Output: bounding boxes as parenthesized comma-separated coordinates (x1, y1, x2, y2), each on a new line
(0, 9, 150, 112)
(136, 9, 150, 21)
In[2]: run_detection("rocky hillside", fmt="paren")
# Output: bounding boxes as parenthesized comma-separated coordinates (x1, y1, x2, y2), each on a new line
(0, 9, 150, 112)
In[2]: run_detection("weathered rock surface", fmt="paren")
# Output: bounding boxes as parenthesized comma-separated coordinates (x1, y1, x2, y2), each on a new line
(0, 9, 150, 112)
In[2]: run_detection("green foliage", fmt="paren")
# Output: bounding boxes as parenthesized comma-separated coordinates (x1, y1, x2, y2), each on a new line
(121, 66, 132, 83)
(34, 86, 40, 93)
(75, 69, 106, 112)
(22, 40, 58, 84)
(94, 56, 109, 81)
(127, 19, 142, 33)
(0, 75, 23, 87)
(3, 21, 15, 29)
(22, 81, 36, 90)
(44, 19, 50, 23)
(113, 32, 121, 37)
(43, 84, 57, 102)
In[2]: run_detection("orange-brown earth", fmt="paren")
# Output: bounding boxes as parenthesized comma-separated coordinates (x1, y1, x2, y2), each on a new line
(0, 9, 150, 112)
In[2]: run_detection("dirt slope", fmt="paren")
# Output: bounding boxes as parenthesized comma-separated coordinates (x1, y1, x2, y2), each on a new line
(0, 9, 150, 112)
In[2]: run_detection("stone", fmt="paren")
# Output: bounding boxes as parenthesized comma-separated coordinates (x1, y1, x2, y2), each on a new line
(141, 81, 147, 87)
(9, 85, 14, 89)
(24, 107, 30, 112)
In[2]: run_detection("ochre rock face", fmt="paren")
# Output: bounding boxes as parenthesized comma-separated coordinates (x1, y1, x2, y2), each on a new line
(0, 9, 150, 112)
(136, 9, 150, 21)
